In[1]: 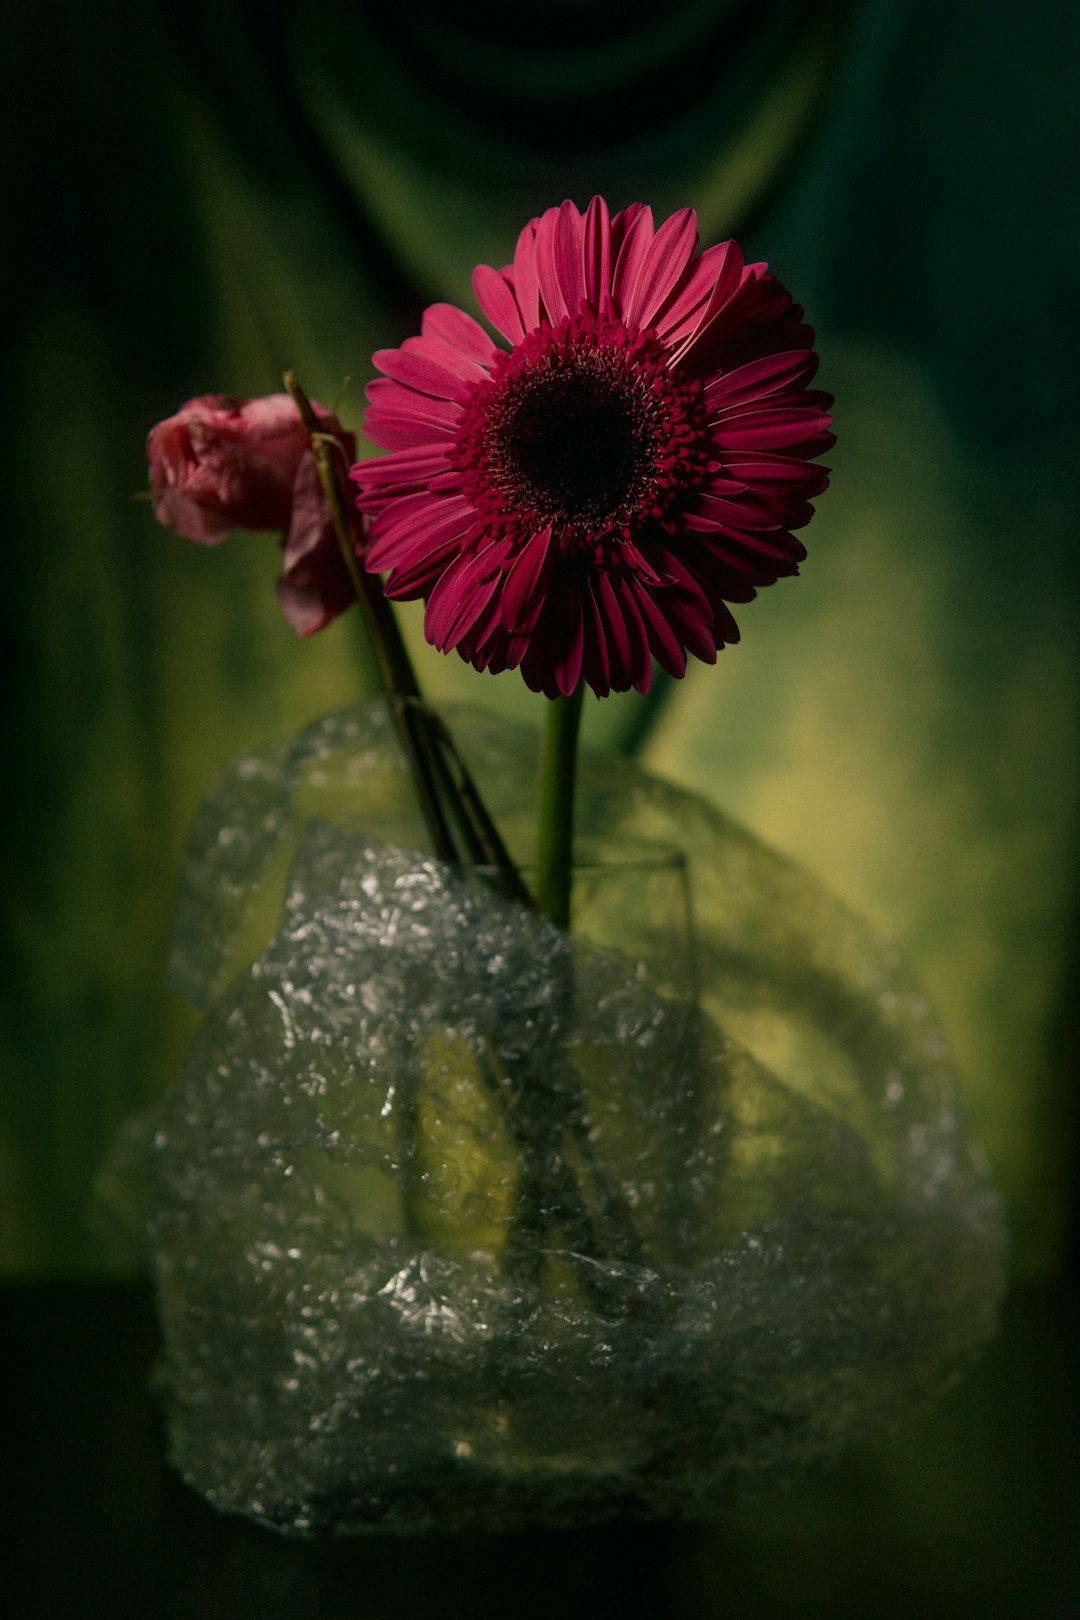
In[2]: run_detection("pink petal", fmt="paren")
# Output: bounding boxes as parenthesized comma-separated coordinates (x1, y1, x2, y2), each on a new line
(695, 589, 741, 647)
(455, 569, 513, 656)
(695, 553, 757, 614)
(500, 524, 554, 633)
(472, 263, 526, 343)
(690, 492, 807, 531)
(353, 443, 451, 479)
(372, 486, 472, 550)
(426, 548, 506, 649)
(366, 498, 475, 572)
(151, 487, 232, 544)
(275, 576, 345, 637)
(711, 407, 835, 454)
(475, 623, 530, 676)
(709, 395, 831, 426)
(621, 207, 699, 330)
(510, 219, 541, 332)
(351, 446, 452, 507)
(695, 526, 805, 573)
(400, 332, 490, 385)
(275, 455, 355, 636)
(703, 349, 820, 408)
(582, 578, 613, 696)
(423, 538, 508, 649)
(699, 472, 752, 498)
(281, 452, 328, 571)
(689, 491, 791, 531)
(631, 581, 687, 678)
(421, 302, 498, 365)
(374, 346, 472, 403)
(653, 241, 732, 344)
(617, 536, 663, 587)
(668, 240, 745, 369)
(535, 201, 586, 323)
(363, 399, 460, 451)
(609, 203, 646, 266)
(365, 377, 461, 426)
(648, 543, 714, 618)
(593, 571, 633, 689)
(611, 205, 655, 321)
(364, 488, 464, 550)
(691, 536, 787, 580)
(520, 579, 586, 697)
(380, 530, 468, 598)
(553, 587, 585, 696)
(721, 451, 831, 496)
(606, 573, 652, 691)
(687, 273, 808, 376)
(581, 195, 612, 315)
(651, 578, 722, 664)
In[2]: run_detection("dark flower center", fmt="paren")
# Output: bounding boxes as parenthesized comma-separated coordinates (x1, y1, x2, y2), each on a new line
(452, 312, 710, 549)
(497, 369, 641, 518)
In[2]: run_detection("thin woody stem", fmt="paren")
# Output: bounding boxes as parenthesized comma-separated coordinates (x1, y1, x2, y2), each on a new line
(284, 371, 458, 865)
(420, 707, 534, 907)
(284, 371, 534, 896)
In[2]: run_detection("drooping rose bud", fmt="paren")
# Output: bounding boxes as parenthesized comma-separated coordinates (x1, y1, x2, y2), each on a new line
(147, 393, 313, 542)
(147, 392, 357, 635)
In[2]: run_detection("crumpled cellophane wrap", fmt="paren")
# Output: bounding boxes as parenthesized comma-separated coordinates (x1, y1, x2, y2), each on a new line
(129, 703, 1005, 1534)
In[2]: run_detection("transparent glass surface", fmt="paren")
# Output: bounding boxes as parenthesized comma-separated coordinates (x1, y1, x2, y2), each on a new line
(111, 704, 1005, 1534)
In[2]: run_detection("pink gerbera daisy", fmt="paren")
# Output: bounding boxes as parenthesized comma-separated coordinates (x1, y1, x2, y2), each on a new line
(351, 198, 833, 698)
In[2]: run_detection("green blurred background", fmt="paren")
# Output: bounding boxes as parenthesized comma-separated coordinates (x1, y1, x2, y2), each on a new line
(3, 0, 1078, 1610)
(5, 0, 1076, 1279)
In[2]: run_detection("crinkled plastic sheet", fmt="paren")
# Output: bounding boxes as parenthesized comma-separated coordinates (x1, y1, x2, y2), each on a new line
(132, 704, 1005, 1534)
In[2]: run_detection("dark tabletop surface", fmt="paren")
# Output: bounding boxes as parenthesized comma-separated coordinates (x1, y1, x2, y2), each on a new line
(5, 1281, 1078, 1620)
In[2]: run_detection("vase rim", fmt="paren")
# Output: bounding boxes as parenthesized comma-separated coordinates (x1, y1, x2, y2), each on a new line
(472, 835, 688, 880)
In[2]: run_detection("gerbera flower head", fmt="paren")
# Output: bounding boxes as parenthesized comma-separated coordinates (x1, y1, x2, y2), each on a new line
(352, 199, 833, 698)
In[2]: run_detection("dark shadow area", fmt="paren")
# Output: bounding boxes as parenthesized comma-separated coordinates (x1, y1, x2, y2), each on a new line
(6, 1283, 1078, 1619)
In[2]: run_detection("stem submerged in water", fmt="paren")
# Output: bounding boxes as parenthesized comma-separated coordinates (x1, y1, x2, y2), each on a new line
(534, 686, 585, 929)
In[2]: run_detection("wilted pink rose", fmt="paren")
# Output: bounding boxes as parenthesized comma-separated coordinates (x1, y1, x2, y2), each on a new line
(148, 393, 313, 542)
(147, 392, 357, 635)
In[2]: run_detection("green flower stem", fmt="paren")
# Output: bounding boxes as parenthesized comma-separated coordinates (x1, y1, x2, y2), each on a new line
(534, 686, 585, 928)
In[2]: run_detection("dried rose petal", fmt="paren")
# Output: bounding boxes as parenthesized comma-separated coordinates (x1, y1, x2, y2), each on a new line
(148, 392, 356, 635)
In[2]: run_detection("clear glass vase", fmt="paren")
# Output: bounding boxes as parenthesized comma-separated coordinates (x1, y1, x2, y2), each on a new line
(130, 703, 1005, 1535)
